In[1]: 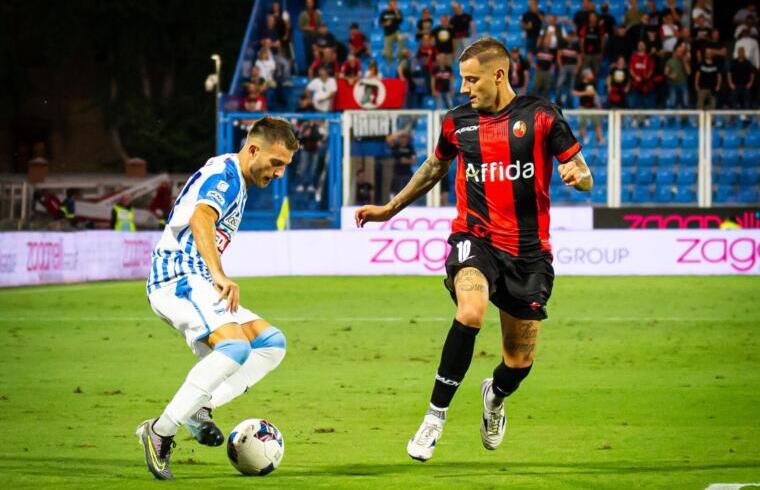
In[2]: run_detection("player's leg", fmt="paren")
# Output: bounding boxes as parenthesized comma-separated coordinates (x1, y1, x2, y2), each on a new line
(408, 263, 490, 462)
(207, 317, 287, 409)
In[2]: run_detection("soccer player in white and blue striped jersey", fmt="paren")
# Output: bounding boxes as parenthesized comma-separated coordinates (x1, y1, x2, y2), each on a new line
(136, 117, 299, 480)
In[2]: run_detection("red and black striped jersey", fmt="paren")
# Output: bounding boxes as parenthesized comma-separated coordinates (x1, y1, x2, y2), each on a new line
(435, 96, 581, 257)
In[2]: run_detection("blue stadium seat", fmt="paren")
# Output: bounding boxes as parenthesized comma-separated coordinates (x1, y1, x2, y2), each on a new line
(622, 168, 635, 184)
(635, 168, 654, 184)
(741, 148, 760, 166)
(639, 130, 659, 147)
(621, 147, 636, 162)
(492, 2, 509, 15)
(717, 167, 738, 185)
(655, 168, 675, 185)
(681, 131, 698, 148)
(506, 33, 522, 48)
(592, 184, 607, 203)
(740, 167, 760, 184)
(679, 148, 698, 165)
(744, 132, 760, 148)
(637, 150, 657, 167)
(621, 131, 638, 148)
(621, 185, 633, 203)
(659, 152, 677, 168)
(423, 96, 436, 110)
(654, 186, 673, 203)
(474, 17, 488, 32)
(714, 185, 735, 203)
(632, 185, 651, 202)
(738, 187, 759, 203)
(676, 167, 697, 185)
(473, 3, 490, 15)
(722, 131, 741, 148)
(673, 186, 695, 203)
(661, 130, 678, 147)
(721, 149, 741, 167)
(711, 131, 722, 149)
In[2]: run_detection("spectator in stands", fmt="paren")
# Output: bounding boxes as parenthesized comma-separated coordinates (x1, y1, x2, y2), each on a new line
(357, 60, 383, 106)
(355, 168, 374, 205)
(530, 36, 556, 99)
(339, 52, 362, 86)
(734, 2, 757, 26)
(314, 23, 337, 54)
(242, 81, 267, 112)
(522, 0, 545, 53)
(539, 15, 566, 51)
(397, 48, 415, 108)
(629, 40, 656, 108)
(509, 46, 531, 94)
(692, 15, 711, 63)
(664, 42, 691, 108)
(624, 0, 643, 28)
(663, 0, 683, 25)
(661, 12, 680, 54)
(255, 48, 277, 92)
(432, 15, 455, 64)
(450, 3, 475, 56)
(431, 53, 454, 109)
(385, 130, 416, 198)
(606, 55, 630, 107)
(309, 46, 339, 78)
(248, 65, 267, 92)
(735, 14, 759, 39)
(728, 47, 756, 108)
(306, 66, 337, 113)
(695, 49, 722, 109)
(734, 27, 759, 69)
(416, 7, 434, 40)
(262, 14, 281, 46)
(296, 120, 324, 193)
(573, 68, 604, 143)
(270, 2, 292, 57)
(379, 0, 404, 63)
(416, 32, 437, 74)
(556, 30, 580, 107)
(705, 29, 728, 69)
(643, 0, 662, 27)
(579, 12, 605, 76)
(298, 0, 323, 67)
(598, 3, 616, 33)
(607, 25, 629, 62)
(348, 23, 368, 58)
(573, 0, 595, 33)
(691, 0, 712, 28)
(297, 91, 315, 112)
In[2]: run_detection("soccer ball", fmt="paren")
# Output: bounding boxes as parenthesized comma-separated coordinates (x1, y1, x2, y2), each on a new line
(226, 419, 284, 476)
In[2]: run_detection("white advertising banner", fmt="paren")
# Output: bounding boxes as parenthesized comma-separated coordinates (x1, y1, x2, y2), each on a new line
(340, 206, 594, 231)
(1, 229, 758, 287)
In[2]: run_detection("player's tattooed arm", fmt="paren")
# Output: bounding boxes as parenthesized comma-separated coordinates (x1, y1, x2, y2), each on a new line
(387, 154, 453, 214)
(558, 151, 593, 191)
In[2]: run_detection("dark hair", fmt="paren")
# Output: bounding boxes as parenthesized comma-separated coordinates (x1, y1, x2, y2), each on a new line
(458, 38, 509, 65)
(247, 117, 300, 151)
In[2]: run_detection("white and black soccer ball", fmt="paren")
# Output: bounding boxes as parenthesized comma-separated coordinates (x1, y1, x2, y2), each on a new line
(226, 419, 284, 476)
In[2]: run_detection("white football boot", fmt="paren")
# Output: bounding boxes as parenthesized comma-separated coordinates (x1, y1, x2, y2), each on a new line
(480, 378, 506, 450)
(407, 414, 444, 462)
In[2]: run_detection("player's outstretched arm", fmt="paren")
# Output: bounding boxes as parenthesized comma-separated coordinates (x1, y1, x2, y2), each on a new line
(558, 151, 593, 191)
(355, 153, 453, 227)
(189, 204, 240, 312)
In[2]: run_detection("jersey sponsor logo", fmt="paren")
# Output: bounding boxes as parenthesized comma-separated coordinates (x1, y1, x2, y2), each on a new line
(207, 190, 225, 205)
(215, 228, 231, 254)
(513, 120, 527, 138)
(454, 124, 479, 135)
(216, 181, 229, 192)
(464, 160, 535, 183)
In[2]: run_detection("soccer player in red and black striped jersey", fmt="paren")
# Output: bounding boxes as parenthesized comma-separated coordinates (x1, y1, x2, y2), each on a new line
(355, 38, 593, 462)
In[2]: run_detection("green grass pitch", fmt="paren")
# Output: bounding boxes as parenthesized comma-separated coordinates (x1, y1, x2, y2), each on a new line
(0, 276, 758, 489)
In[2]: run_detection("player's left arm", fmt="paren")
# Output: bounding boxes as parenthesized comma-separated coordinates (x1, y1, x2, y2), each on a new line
(558, 151, 593, 191)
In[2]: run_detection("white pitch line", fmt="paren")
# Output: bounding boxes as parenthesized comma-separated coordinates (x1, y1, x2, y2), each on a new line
(704, 484, 760, 490)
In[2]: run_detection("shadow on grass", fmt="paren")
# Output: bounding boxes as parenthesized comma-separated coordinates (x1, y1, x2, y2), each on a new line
(0, 454, 758, 480)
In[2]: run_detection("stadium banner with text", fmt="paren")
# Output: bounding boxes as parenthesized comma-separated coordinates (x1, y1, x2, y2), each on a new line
(594, 207, 760, 229)
(340, 206, 594, 231)
(2, 229, 759, 287)
(334, 79, 406, 110)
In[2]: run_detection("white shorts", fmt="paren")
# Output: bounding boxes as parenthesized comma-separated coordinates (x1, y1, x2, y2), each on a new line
(148, 274, 261, 357)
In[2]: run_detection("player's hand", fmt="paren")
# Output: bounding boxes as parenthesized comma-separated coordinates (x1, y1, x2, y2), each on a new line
(213, 274, 240, 313)
(355, 204, 394, 228)
(558, 162, 590, 187)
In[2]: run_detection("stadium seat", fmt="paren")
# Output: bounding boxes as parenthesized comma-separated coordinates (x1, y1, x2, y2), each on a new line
(473, 3, 490, 15)
(621, 185, 633, 203)
(659, 151, 677, 167)
(474, 17, 488, 32)
(422, 96, 436, 110)
(621, 147, 636, 162)
(675, 167, 697, 185)
(681, 131, 698, 148)
(654, 186, 673, 203)
(722, 131, 741, 148)
(655, 168, 675, 185)
(739, 167, 760, 184)
(639, 130, 659, 147)
(635, 168, 654, 185)
(714, 185, 735, 203)
(674, 186, 696, 203)
(621, 131, 638, 148)
(661, 130, 678, 147)
(738, 187, 759, 203)
(716, 167, 738, 186)
(632, 185, 651, 202)
(636, 150, 657, 167)
(721, 149, 741, 167)
(621, 168, 635, 184)
(679, 148, 698, 165)
(492, 2, 509, 15)
(744, 132, 760, 148)
(592, 184, 607, 203)
(741, 148, 760, 166)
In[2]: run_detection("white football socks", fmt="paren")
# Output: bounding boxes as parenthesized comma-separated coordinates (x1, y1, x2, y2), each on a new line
(208, 347, 286, 409)
(485, 385, 503, 409)
(153, 350, 242, 437)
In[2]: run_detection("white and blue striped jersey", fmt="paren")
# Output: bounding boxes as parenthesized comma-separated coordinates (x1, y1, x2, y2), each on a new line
(147, 153, 247, 294)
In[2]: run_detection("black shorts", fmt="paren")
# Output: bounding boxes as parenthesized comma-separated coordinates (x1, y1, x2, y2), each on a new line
(444, 233, 555, 320)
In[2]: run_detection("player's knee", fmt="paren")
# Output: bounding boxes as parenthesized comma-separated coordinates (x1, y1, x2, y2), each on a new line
(214, 339, 252, 365)
(251, 326, 287, 352)
(456, 302, 487, 328)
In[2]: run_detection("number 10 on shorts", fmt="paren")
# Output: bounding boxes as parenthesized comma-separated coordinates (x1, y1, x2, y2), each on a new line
(457, 240, 472, 263)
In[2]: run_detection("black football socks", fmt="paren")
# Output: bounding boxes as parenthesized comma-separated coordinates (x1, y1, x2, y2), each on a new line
(429, 319, 480, 412)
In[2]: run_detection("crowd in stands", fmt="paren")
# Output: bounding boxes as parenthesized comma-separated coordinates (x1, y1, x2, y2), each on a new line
(241, 0, 758, 115)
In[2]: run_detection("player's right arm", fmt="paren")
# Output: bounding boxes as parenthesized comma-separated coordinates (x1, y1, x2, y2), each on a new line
(355, 153, 453, 226)
(189, 204, 240, 312)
